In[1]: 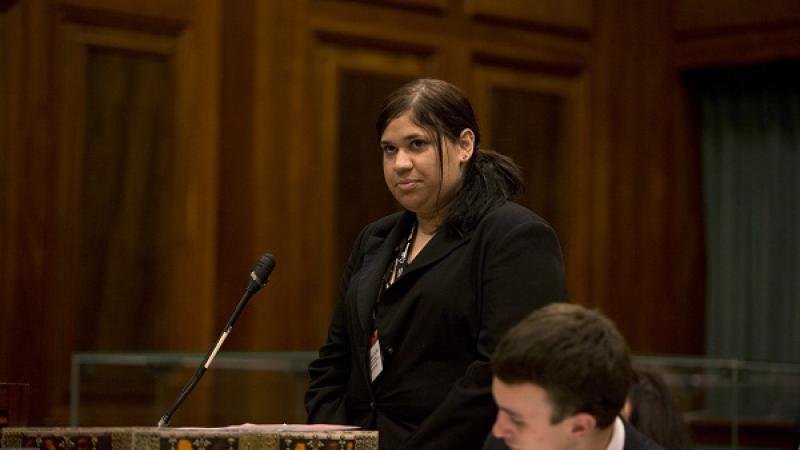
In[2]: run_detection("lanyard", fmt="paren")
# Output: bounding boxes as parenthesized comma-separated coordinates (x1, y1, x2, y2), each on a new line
(385, 221, 416, 289)
(371, 221, 417, 345)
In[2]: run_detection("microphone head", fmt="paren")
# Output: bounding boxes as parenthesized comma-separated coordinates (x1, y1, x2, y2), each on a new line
(248, 253, 276, 293)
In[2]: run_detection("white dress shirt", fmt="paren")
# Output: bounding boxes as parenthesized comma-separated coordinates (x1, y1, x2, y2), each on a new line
(604, 416, 626, 450)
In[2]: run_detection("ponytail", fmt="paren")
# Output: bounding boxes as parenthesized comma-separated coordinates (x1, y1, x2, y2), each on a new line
(442, 149, 522, 238)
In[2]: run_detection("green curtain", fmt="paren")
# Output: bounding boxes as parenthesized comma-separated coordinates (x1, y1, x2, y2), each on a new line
(699, 64, 800, 364)
(698, 64, 800, 422)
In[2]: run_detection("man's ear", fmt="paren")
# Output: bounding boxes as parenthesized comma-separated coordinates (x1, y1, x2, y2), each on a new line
(458, 128, 475, 162)
(568, 412, 597, 438)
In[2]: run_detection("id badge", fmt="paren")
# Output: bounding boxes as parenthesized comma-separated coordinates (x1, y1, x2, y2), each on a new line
(369, 338, 384, 382)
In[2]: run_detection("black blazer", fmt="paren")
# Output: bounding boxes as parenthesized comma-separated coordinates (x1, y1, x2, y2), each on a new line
(305, 202, 566, 450)
(482, 419, 666, 450)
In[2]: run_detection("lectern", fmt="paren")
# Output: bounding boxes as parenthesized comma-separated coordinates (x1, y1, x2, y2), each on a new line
(0, 426, 377, 450)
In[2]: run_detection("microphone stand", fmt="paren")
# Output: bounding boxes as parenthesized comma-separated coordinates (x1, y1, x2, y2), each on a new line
(157, 254, 275, 427)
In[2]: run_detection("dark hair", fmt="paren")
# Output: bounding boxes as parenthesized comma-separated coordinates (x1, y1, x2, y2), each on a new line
(492, 303, 632, 429)
(628, 367, 692, 450)
(376, 78, 522, 237)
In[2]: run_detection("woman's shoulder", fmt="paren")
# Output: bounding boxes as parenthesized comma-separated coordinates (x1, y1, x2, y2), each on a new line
(359, 210, 409, 238)
(472, 202, 563, 257)
(480, 201, 553, 231)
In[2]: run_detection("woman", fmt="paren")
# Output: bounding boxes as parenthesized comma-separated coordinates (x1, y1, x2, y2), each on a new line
(622, 367, 693, 450)
(305, 79, 566, 450)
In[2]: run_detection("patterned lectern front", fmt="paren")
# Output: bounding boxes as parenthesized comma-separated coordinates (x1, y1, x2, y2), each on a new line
(0, 426, 377, 450)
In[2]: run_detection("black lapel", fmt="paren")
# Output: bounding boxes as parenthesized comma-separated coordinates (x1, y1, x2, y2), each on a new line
(399, 228, 472, 279)
(354, 212, 416, 335)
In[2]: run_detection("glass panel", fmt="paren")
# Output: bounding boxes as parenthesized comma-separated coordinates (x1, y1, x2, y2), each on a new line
(633, 355, 800, 450)
(71, 352, 316, 427)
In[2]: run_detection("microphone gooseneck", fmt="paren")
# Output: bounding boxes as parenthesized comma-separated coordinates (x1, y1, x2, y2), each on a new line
(157, 253, 276, 428)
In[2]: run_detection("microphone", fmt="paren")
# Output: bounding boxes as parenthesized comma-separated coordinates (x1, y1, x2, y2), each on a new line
(157, 253, 276, 427)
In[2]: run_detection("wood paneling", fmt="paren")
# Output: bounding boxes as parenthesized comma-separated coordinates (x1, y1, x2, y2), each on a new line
(321, 0, 447, 14)
(676, 0, 800, 34)
(0, 0, 219, 425)
(215, 0, 256, 351)
(244, 0, 314, 353)
(675, 27, 800, 69)
(465, 0, 591, 34)
(0, 0, 58, 425)
(58, 0, 192, 33)
(590, 0, 706, 354)
(309, 0, 587, 72)
(56, 23, 178, 354)
(81, 47, 173, 349)
(472, 65, 590, 305)
(0, 5, 7, 324)
(674, 0, 800, 68)
(54, 1, 219, 379)
(4, 0, 799, 428)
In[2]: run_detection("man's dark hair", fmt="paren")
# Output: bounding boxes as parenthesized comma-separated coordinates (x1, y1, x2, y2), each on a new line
(376, 78, 522, 238)
(492, 303, 632, 428)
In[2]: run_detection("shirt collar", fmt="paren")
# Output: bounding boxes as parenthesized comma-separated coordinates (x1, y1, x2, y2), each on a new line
(604, 416, 625, 450)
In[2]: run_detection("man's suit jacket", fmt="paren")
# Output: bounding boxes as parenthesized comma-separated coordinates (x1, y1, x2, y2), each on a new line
(482, 419, 666, 450)
(305, 201, 566, 450)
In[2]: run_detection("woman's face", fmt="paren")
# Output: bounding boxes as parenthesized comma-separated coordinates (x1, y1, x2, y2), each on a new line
(380, 112, 473, 221)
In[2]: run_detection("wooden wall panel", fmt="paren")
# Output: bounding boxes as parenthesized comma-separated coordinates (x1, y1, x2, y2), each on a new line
(0, 0, 58, 425)
(676, 0, 800, 34)
(244, 0, 315, 354)
(322, 0, 447, 14)
(465, 0, 591, 34)
(309, 0, 587, 81)
(590, 0, 706, 354)
(0, 0, 219, 425)
(215, 0, 256, 352)
(674, 0, 800, 68)
(55, 22, 179, 354)
(1, 0, 20, 10)
(471, 66, 590, 305)
(674, 27, 800, 69)
(0, 6, 7, 325)
(54, 10, 218, 364)
(79, 46, 173, 350)
(60, 0, 193, 24)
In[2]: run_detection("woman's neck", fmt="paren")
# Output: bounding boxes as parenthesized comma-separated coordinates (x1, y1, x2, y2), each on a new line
(415, 213, 440, 236)
(408, 216, 437, 263)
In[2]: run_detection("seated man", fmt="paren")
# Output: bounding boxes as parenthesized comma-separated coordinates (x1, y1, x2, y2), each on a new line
(483, 303, 664, 450)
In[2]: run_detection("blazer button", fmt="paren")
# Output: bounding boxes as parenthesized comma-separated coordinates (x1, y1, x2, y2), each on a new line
(370, 401, 375, 410)
(386, 346, 394, 355)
